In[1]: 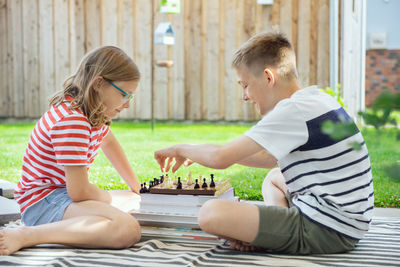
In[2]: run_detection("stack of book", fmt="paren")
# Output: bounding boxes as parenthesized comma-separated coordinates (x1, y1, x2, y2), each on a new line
(132, 187, 238, 244)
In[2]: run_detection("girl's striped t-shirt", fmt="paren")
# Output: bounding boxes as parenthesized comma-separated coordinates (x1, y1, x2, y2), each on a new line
(245, 86, 373, 240)
(14, 99, 109, 214)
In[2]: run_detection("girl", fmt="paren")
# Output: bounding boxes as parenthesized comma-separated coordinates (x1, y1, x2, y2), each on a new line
(0, 46, 142, 255)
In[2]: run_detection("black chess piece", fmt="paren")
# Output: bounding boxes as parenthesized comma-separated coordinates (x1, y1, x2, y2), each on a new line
(139, 184, 144, 193)
(153, 178, 158, 185)
(210, 174, 215, 188)
(176, 177, 182, 189)
(143, 182, 148, 193)
(194, 179, 200, 189)
(149, 181, 153, 188)
(160, 175, 164, 183)
(202, 178, 208, 188)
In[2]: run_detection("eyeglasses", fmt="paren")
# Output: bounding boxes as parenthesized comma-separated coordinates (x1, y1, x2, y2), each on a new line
(105, 79, 135, 103)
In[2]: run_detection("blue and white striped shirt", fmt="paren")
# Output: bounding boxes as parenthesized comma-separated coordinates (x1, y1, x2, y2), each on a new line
(245, 86, 373, 240)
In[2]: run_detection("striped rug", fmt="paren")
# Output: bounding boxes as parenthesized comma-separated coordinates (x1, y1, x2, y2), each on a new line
(1, 217, 399, 267)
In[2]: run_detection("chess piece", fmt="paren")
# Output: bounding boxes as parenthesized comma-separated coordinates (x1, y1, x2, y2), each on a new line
(210, 174, 215, 188)
(202, 178, 208, 188)
(153, 178, 158, 185)
(160, 175, 164, 184)
(139, 184, 144, 193)
(165, 179, 173, 189)
(176, 177, 182, 189)
(143, 182, 148, 193)
(194, 179, 200, 189)
(187, 172, 193, 185)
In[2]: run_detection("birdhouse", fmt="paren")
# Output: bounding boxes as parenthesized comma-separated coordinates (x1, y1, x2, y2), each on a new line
(257, 0, 274, 5)
(160, 0, 180, 14)
(154, 22, 175, 45)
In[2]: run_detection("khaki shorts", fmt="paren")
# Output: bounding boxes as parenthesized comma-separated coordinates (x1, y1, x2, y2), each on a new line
(250, 192, 358, 254)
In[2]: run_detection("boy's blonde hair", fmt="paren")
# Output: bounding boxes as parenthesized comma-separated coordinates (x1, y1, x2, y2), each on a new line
(232, 32, 298, 80)
(49, 46, 140, 127)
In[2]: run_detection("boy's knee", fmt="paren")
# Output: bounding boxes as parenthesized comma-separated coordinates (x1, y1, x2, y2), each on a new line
(264, 168, 285, 189)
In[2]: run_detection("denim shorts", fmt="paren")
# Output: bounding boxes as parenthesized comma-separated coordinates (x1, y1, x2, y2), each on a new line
(21, 187, 73, 226)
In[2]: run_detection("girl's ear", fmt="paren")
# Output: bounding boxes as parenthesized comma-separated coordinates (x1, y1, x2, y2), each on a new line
(264, 68, 276, 86)
(92, 76, 104, 92)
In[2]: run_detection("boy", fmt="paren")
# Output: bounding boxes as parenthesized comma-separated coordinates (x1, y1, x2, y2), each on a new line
(154, 32, 373, 254)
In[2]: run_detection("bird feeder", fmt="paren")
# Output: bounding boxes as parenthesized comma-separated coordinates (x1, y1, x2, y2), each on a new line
(154, 22, 175, 45)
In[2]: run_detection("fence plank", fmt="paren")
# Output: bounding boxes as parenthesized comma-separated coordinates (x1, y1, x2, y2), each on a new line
(271, 0, 280, 29)
(204, 0, 220, 120)
(54, 0, 70, 94)
(85, 0, 101, 51)
(280, 0, 292, 40)
(223, 0, 238, 121)
(241, 0, 256, 121)
(297, 0, 310, 88)
(22, 0, 39, 117)
(309, 0, 318, 86)
(101, 0, 118, 46)
(0, 0, 9, 116)
(118, 0, 135, 119)
(153, 5, 168, 120)
(317, 0, 329, 88)
(292, 0, 299, 53)
(7, 0, 23, 117)
(170, 8, 185, 120)
(38, 0, 54, 114)
(69, 0, 85, 73)
(184, 0, 202, 120)
(235, 0, 244, 120)
(134, 0, 151, 120)
(256, 2, 272, 33)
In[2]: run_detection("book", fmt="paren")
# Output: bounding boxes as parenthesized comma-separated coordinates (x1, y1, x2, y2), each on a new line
(140, 187, 236, 205)
(140, 226, 223, 245)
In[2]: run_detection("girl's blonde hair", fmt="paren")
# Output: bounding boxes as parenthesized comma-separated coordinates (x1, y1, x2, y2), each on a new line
(49, 46, 140, 127)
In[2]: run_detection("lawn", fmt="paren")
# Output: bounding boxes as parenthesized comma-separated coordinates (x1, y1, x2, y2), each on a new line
(0, 121, 399, 208)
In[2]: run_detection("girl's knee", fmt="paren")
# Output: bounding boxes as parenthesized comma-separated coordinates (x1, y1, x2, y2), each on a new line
(110, 215, 141, 249)
(198, 200, 223, 233)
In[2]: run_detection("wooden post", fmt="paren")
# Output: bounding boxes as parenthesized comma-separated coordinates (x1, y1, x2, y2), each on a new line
(340, 0, 366, 121)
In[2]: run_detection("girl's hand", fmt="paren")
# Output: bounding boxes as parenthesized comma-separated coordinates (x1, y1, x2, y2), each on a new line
(129, 179, 141, 194)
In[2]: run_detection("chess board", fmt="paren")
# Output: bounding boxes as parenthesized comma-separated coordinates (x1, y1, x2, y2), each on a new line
(149, 181, 221, 195)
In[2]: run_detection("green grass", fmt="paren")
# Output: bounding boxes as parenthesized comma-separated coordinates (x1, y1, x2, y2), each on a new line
(0, 121, 399, 207)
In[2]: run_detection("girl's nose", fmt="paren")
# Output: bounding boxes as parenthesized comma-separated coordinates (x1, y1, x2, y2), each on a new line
(123, 101, 130, 109)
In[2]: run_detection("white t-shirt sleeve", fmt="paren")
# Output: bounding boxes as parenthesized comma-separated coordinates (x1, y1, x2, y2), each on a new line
(244, 99, 309, 161)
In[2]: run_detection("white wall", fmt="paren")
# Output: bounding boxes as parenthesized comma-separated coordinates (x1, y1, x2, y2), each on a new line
(366, 0, 400, 49)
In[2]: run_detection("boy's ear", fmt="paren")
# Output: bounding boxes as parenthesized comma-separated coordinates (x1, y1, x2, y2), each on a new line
(264, 68, 276, 86)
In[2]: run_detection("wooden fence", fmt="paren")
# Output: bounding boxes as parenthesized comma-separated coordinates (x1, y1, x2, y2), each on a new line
(0, 0, 330, 121)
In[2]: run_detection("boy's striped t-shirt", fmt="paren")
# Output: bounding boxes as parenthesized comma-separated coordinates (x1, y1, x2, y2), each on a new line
(14, 98, 109, 214)
(245, 86, 373, 240)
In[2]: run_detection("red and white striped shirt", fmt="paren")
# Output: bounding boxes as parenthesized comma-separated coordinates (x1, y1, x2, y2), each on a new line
(14, 97, 109, 214)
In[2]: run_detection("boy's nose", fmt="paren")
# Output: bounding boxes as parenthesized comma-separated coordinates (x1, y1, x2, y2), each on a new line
(242, 92, 249, 101)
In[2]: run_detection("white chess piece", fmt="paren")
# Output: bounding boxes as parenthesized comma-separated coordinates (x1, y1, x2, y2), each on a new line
(187, 172, 193, 185)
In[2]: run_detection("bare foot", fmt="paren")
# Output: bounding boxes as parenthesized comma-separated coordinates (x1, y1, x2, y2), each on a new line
(0, 227, 27, 255)
(229, 240, 264, 252)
